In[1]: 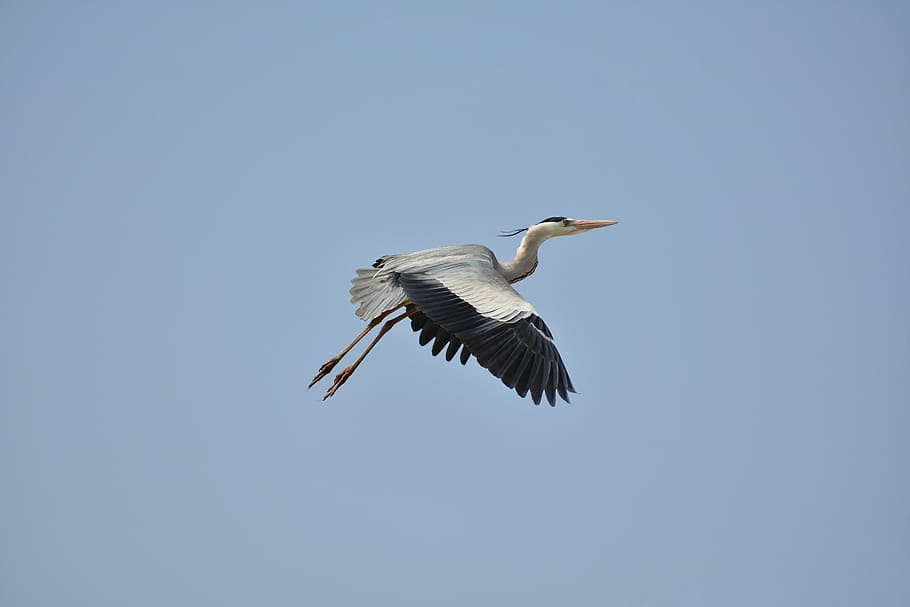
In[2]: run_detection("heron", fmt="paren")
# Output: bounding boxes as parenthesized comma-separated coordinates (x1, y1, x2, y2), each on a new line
(309, 216, 619, 406)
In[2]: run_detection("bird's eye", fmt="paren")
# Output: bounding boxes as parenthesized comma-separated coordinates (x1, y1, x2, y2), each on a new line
(562, 219, 570, 226)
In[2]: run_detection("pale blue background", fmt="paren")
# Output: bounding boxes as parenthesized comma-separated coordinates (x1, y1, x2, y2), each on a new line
(3, 2, 908, 606)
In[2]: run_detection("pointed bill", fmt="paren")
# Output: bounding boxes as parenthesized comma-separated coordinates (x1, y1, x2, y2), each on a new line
(572, 219, 619, 229)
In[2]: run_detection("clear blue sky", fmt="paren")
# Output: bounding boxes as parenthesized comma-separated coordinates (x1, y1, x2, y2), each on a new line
(3, 2, 908, 605)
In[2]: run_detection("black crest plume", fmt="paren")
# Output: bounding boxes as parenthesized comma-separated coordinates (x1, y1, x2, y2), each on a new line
(498, 227, 528, 237)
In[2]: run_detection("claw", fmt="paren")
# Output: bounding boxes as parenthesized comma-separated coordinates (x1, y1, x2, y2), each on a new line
(323, 366, 354, 400)
(308, 358, 341, 389)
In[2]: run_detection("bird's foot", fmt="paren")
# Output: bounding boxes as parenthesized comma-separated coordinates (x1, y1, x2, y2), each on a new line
(322, 366, 354, 400)
(308, 357, 341, 389)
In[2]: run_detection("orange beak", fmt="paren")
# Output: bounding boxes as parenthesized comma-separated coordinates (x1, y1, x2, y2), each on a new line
(572, 219, 619, 230)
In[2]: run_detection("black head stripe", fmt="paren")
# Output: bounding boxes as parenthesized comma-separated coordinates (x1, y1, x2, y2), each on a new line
(538, 216, 566, 224)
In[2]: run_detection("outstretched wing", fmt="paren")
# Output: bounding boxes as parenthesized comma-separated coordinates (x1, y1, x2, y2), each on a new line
(391, 249, 575, 406)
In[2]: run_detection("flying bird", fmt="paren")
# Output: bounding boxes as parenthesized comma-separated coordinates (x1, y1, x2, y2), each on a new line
(309, 216, 619, 406)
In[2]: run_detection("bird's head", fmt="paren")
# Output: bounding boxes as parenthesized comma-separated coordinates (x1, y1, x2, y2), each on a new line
(502, 216, 619, 240)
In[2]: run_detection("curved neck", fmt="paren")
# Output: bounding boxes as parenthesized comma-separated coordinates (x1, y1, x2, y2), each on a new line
(499, 231, 548, 283)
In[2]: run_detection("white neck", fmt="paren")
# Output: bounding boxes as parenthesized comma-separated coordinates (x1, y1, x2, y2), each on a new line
(498, 230, 549, 283)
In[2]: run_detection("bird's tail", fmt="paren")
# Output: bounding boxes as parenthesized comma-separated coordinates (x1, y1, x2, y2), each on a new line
(349, 265, 407, 322)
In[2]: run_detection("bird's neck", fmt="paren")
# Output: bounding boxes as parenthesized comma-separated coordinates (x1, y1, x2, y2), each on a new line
(499, 231, 547, 283)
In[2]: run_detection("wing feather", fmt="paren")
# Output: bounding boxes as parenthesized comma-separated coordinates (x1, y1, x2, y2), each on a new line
(396, 258, 575, 406)
(501, 345, 532, 390)
(431, 329, 449, 356)
(445, 336, 463, 362)
(459, 345, 471, 366)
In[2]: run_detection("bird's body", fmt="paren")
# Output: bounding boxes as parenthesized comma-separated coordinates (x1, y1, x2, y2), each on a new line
(309, 216, 618, 406)
(350, 244, 533, 323)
